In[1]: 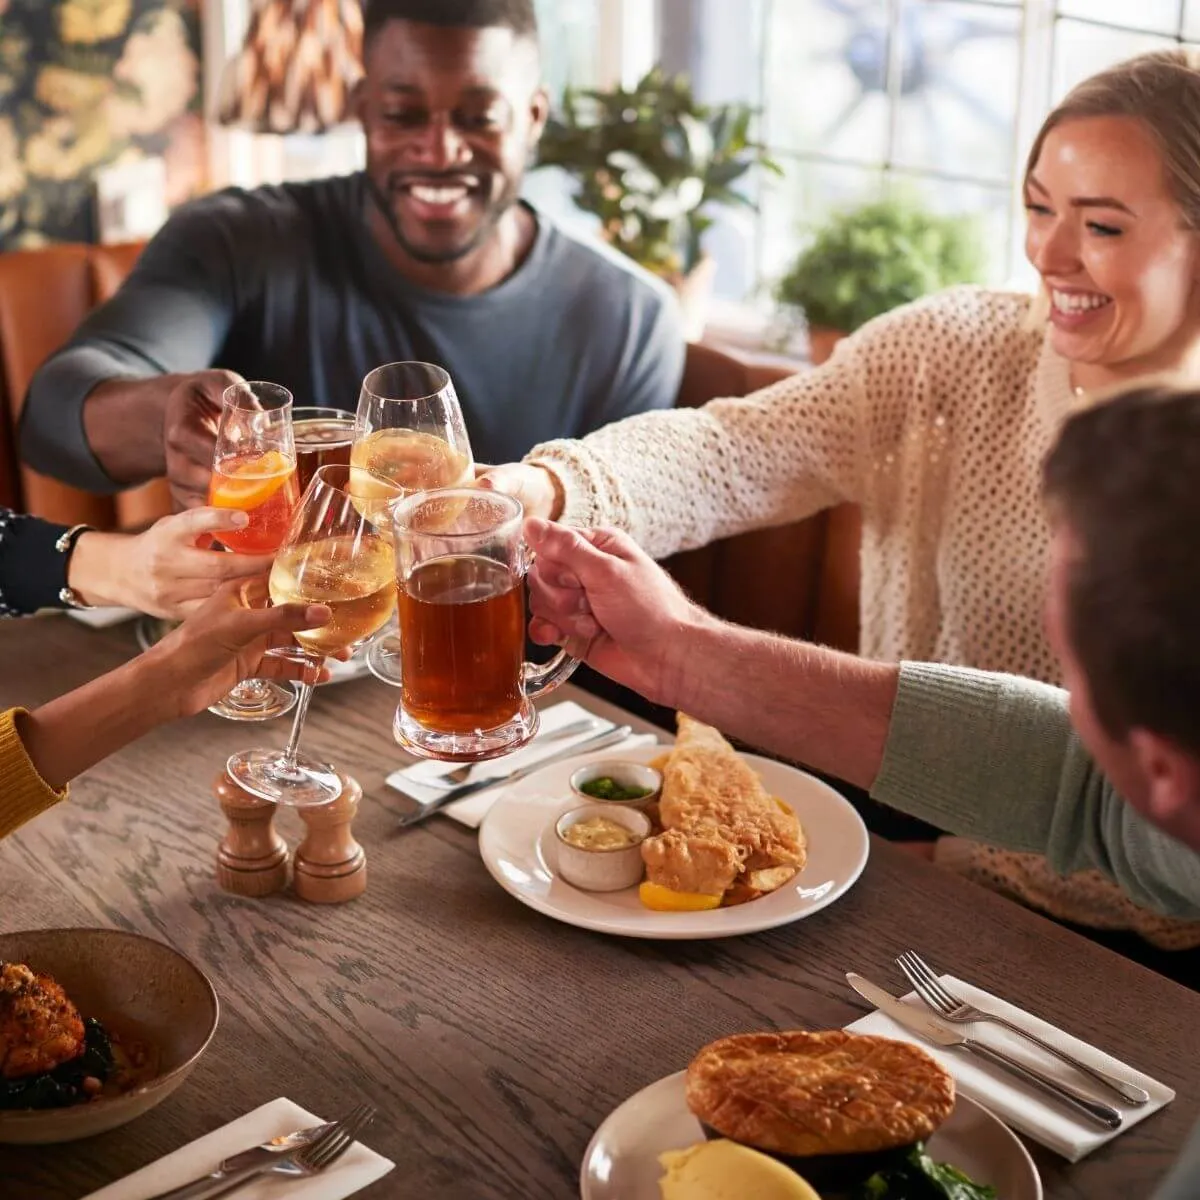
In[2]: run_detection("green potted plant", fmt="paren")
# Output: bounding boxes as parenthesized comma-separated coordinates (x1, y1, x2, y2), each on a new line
(775, 197, 984, 364)
(536, 66, 780, 337)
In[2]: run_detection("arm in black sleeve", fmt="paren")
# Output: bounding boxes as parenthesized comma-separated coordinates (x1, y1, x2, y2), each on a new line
(19, 192, 248, 492)
(0, 508, 71, 617)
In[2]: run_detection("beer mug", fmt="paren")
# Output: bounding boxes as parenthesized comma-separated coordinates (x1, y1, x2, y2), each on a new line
(390, 488, 579, 761)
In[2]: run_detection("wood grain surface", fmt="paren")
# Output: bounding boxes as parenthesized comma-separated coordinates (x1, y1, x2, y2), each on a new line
(1, 617, 1197, 1199)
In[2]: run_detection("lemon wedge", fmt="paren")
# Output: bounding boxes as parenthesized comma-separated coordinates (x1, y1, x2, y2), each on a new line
(639, 882, 723, 912)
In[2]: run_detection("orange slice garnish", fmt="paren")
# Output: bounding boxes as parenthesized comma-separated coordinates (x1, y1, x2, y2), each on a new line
(212, 450, 294, 510)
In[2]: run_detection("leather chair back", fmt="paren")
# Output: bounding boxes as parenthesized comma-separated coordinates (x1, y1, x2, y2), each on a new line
(0, 240, 166, 529)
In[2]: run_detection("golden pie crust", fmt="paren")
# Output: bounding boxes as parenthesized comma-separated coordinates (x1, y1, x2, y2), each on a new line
(686, 1030, 955, 1157)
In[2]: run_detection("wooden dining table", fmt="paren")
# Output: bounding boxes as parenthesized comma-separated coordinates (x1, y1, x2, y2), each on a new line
(1, 615, 1198, 1199)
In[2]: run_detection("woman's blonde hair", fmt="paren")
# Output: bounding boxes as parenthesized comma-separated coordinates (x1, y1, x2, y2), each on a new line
(1023, 49, 1200, 326)
(1026, 49, 1200, 224)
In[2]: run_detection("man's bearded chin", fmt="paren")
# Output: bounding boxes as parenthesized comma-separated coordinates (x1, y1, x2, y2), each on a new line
(365, 173, 520, 265)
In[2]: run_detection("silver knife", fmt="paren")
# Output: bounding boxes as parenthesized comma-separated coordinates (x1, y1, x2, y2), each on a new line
(395, 724, 636, 827)
(846, 972, 1122, 1130)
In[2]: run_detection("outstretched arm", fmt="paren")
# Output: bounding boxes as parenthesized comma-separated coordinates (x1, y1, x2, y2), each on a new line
(524, 519, 1200, 918)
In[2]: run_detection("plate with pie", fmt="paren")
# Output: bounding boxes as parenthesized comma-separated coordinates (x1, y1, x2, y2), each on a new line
(580, 1029, 1042, 1199)
(478, 716, 869, 939)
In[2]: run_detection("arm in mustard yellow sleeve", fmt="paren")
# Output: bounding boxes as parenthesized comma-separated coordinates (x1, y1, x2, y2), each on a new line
(0, 708, 68, 840)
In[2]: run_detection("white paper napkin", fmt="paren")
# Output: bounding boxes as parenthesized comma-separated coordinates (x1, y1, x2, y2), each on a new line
(82, 1097, 393, 1200)
(846, 975, 1174, 1161)
(386, 699, 660, 828)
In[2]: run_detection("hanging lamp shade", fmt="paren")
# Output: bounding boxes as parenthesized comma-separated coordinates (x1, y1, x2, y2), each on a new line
(217, 0, 364, 135)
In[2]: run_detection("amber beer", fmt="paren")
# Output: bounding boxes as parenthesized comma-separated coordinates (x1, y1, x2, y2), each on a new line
(293, 413, 355, 493)
(397, 554, 525, 734)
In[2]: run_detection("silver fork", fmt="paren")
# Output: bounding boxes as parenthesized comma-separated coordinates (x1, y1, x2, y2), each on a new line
(149, 1104, 376, 1200)
(426, 716, 604, 785)
(896, 951, 1149, 1106)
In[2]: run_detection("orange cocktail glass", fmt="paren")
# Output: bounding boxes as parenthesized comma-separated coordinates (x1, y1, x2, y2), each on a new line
(208, 448, 300, 554)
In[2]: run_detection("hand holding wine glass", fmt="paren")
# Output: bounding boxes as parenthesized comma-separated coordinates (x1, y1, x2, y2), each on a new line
(226, 464, 405, 806)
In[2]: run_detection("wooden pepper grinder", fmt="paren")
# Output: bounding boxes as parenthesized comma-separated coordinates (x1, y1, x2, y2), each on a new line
(293, 774, 367, 903)
(214, 769, 289, 896)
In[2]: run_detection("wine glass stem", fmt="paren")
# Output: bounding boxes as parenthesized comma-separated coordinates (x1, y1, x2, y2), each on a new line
(280, 659, 322, 769)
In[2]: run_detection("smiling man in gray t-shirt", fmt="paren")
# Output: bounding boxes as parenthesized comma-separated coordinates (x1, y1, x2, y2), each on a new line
(21, 0, 683, 509)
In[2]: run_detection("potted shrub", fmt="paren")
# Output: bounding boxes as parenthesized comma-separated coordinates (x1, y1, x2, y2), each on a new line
(775, 197, 984, 364)
(536, 66, 780, 339)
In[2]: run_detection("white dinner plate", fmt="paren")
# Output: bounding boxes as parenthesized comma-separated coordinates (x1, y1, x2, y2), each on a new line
(477, 743, 869, 940)
(580, 1071, 1042, 1200)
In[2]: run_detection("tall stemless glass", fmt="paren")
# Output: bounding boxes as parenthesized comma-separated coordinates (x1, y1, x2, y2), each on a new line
(226, 464, 405, 806)
(353, 362, 475, 686)
(391, 488, 580, 762)
(292, 406, 356, 494)
(207, 381, 300, 721)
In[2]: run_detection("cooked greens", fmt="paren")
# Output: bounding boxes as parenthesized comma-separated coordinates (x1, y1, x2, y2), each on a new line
(857, 1143, 997, 1200)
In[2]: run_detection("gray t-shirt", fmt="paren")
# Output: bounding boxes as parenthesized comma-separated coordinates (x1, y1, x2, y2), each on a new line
(21, 174, 684, 492)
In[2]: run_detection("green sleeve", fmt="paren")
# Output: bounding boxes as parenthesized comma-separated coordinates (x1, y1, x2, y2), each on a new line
(872, 662, 1200, 919)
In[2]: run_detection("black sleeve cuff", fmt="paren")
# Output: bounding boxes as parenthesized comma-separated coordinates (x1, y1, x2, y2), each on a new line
(0, 509, 72, 616)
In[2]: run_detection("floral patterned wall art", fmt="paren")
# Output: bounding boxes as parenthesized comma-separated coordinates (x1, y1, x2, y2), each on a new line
(0, 0, 205, 249)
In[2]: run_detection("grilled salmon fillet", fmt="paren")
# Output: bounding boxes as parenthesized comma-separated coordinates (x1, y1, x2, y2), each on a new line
(0, 962, 86, 1079)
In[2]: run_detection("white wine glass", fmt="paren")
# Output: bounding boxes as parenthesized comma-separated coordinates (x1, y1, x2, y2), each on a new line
(226, 463, 405, 806)
(353, 362, 474, 687)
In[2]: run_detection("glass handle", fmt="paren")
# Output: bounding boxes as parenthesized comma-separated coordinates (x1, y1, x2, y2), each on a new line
(522, 648, 580, 699)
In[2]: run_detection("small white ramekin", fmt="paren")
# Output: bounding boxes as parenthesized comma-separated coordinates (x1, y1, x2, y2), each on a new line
(553, 803, 652, 892)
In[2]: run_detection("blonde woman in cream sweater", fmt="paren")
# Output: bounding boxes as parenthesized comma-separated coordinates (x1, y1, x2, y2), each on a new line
(482, 50, 1200, 950)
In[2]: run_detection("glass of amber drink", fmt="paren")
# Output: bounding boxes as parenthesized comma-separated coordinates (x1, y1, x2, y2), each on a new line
(292, 406, 355, 494)
(227, 464, 405, 806)
(390, 488, 580, 763)
(207, 381, 301, 720)
(353, 362, 474, 686)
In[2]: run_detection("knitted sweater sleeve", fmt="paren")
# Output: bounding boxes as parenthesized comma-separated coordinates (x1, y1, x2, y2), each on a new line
(0, 708, 67, 840)
(525, 309, 889, 559)
(873, 663, 1200, 920)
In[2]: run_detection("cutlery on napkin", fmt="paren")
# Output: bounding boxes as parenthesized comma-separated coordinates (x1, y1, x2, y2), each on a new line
(82, 1098, 393, 1200)
(386, 700, 660, 828)
(845, 972, 1174, 1161)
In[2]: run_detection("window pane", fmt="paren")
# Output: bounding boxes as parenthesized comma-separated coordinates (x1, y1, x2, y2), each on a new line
(1052, 20, 1177, 99)
(534, 0, 602, 100)
(1056, 0, 1184, 36)
(1185, 0, 1200, 37)
(890, 1, 1020, 183)
(763, 0, 890, 163)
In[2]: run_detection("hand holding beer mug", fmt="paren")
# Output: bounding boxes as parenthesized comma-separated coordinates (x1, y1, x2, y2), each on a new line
(390, 488, 579, 761)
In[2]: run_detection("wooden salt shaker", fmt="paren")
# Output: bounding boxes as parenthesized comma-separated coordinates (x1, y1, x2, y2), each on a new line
(214, 769, 289, 897)
(293, 774, 366, 903)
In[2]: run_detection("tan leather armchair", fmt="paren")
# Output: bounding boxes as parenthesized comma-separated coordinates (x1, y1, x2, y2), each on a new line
(0, 240, 169, 529)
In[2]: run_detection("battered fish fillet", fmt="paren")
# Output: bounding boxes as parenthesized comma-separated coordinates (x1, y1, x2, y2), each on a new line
(0, 961, 86, 1079)
(658, 716, 806, 873)
(641, 828, 745, 897)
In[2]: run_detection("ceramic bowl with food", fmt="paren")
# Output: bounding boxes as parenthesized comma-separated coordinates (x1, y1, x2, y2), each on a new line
(0, 928, 219, 1144)
(568, 761, 663, 814)
(554, 803, 652, 892)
